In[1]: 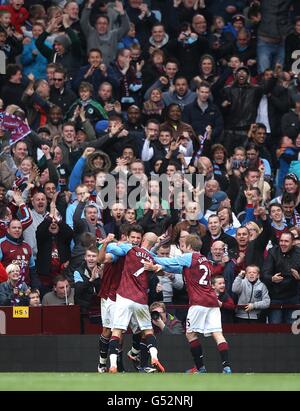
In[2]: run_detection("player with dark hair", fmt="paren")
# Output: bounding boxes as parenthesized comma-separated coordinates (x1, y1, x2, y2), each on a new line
(104, 230, 165, 373)
(97, 224, 145, 373)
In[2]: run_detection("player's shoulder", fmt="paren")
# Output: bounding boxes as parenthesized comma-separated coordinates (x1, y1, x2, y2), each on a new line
(192, 252, 208, 262)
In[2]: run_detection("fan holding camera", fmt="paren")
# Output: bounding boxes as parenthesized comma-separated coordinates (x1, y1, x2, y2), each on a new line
(136, 302, 183, 372)
(149, 301, 184, 334)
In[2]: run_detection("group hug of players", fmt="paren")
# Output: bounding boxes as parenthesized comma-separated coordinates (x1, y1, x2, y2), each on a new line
(96, 225, 232, 374)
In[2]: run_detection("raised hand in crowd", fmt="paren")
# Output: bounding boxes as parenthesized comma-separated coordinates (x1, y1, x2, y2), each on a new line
(114, 0, 125, 15)
(159, 76, 169, 85)
(28, 164, 40, 187)
(103, 233, 115, 245)
(12, 190, 25, 206)
(62, 13, 71, 29)
(205, 125, 212, 139)
(79, 191, 90, 203)
(118, 128, 129, 138)
(115, 157, 128, 172)
(136, 60, 144, 73)
(79, 106, 86, 123)
(71, 105, 81, 122)
(173, 0, 182, 7)
(84, 65, 96, 79)
(46, 17, 61, 33)
(49, 193, 59, 219)
(139, 3, 150, 19)
(87, 0, 96, 8)
(225, 158, 233, 176)
(91, 265, 101, 281)
(82, 147, 96, 159)
(109, 122, 124, 137)
(244, 189, 253, 204)
(41, 144, 52, 160)
(99, 63, 107, 75)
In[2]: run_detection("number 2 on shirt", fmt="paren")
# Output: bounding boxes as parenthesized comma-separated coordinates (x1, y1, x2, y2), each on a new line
(198, 264, 209, 285)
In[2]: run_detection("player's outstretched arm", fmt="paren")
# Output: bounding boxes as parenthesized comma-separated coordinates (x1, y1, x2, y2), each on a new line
(106, 242, 133, 257)
(98, 233, 115, 263)
(153, 253, 193, 273)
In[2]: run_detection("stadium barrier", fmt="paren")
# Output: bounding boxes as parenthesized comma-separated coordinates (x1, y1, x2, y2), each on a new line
(0, 304, 299, 335)
(0, 333, 299, 372)
(0, 305, 299, 372)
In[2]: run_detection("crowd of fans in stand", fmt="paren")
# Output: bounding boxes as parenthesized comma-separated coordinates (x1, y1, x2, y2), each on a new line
(0, 0, 300, 324)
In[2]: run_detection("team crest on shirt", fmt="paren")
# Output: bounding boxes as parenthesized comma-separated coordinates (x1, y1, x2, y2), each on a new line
(88, 108, 94, 114)
(23, 248, 28, 255)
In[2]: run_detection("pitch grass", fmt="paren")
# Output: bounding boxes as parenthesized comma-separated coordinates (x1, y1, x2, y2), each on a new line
(0, 373, 299, 391)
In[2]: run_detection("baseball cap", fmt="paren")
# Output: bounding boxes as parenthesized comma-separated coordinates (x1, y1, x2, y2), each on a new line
(235, 66, 250, 76)
(95, 120, 109, 133)
(209, 191, 228, 211)
(37, 126, 51, 135)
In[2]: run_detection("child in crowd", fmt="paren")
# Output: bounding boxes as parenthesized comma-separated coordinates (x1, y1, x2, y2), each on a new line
(276, 135, 298, 192)
(212, 275, 235, 323)
(0, 10, 23, 40)
(13, 156, 35, 192)
(232, 266, 270, 323)
(66, 81, 108, 126)
(118, 22, 140, 49)
(29, 289, 41, 306)
(143, 88, 164, 120)
(232, 146, 248, 177)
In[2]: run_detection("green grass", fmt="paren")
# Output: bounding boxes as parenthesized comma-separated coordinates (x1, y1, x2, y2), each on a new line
(0, 373, 299, 391)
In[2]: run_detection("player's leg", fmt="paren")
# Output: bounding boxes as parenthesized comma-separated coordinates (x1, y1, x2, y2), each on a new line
(127, 332, 142, 369)
(117, 333, 125, 372)
(205, 307, 231, 373)
(109, 328, 123, 373)
(98, 298, 112, 372)
(142, 329, 165, 372)
(185, 331, 206, 373)
(131, 301, 165, 372)
(211, 331, 232, 373)
(127, 320, 156, 372)
(136, 335, 156, 372)
(185, 306, 206, 373)
(139, 335, 149, 368)
(98, 326, 111, 373)
(109, 295, 133, 373)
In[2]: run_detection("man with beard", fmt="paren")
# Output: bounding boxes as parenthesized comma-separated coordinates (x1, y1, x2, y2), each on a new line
(221, 66, 276, 154)
(263, 232, 300, 324)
